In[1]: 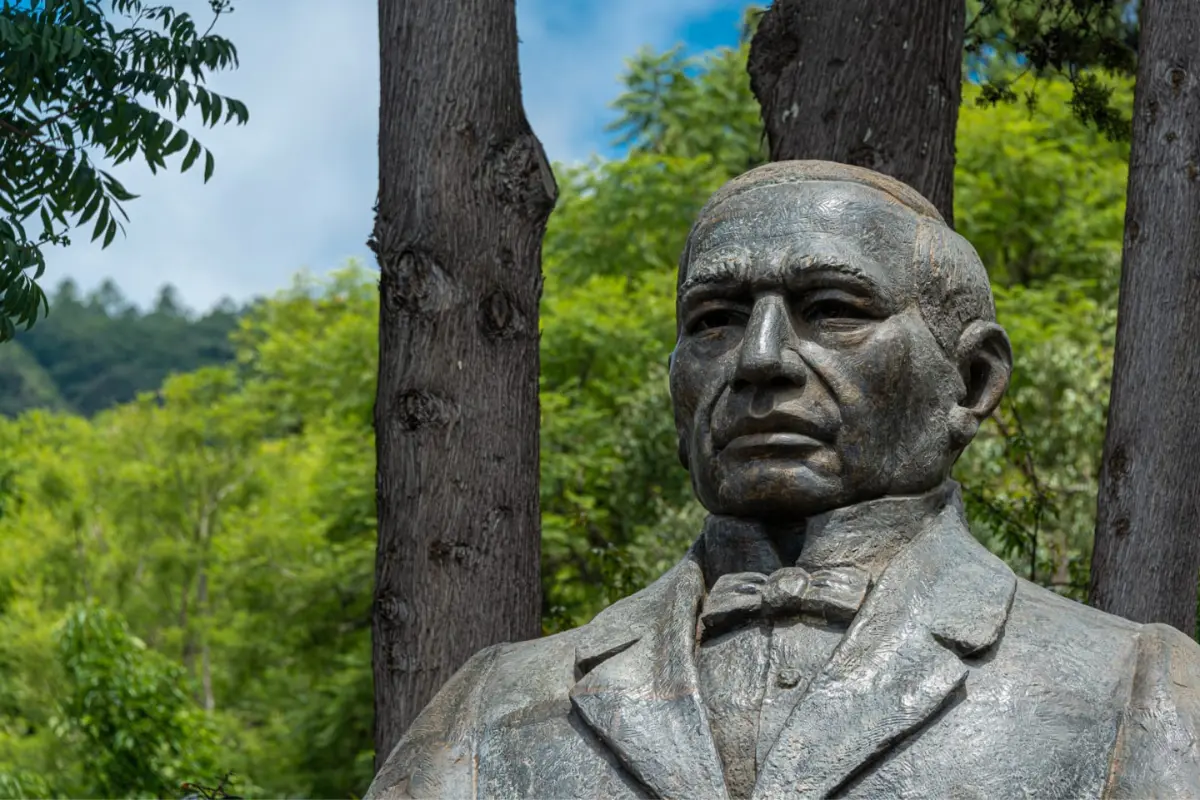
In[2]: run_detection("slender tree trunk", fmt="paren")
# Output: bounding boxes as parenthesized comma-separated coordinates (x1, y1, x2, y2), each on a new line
(1090, 0, 1200, 636)
(198, 567, 214, 711)
(370, 0, 556, 770)
(747, 0, 964, 224)
(178, 570, 193, 674)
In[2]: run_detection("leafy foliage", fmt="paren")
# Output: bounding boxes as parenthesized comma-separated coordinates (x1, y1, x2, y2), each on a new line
(966, 0, 1137, 141)
(0, 262, 377, 797)
(1, 278, 243, 418)
(0, 340, 67, 415)
(608, 8, 764, 175)
(956, 76, 1131, 288)
(53, 603, 226, 797)
(953, 75, 1129, 598)
(0, 0, 247, 340)
(608, 43, 765, 176)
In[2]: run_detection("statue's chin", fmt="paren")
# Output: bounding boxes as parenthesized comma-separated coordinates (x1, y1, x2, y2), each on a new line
(700, 462, 846, 520)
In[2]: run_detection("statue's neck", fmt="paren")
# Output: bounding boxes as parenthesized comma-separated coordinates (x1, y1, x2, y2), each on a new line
(699, 481, 960, 587)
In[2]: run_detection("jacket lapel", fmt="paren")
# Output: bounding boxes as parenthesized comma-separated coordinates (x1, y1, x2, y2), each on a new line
(752, 504, 1017, 799)
(569, 549, 730, 800)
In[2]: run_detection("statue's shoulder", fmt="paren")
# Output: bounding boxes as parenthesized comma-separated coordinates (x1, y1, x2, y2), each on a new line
(475, 558, 691, 699)
(1009, 577, 1141, 637)
(1109, 619, 1200, 795)
(365, 629, 583, 800)
(1000, 579, 1200, 794)
(1009, 576, 1200, 657)
(1003, 578, 1200, 669)
(997, 579, 1173, 703)
(365, 565, 689, 800)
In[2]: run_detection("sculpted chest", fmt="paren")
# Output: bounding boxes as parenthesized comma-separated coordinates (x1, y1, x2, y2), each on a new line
(372, 513, 1196, 800)
(475, 584, 1135, 800)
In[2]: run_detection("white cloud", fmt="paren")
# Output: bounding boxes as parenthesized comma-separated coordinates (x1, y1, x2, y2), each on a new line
(44, 0, 744, 313)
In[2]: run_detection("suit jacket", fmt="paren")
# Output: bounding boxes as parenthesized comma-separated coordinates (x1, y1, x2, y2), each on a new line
(366, 499, 1200, 799)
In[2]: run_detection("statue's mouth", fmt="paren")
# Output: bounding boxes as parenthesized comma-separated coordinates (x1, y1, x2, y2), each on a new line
(714, 413, 834, 454)
(722, 431, 826, 458)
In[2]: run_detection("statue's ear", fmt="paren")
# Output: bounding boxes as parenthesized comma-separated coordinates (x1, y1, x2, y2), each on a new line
(954, 320, 1012, 424)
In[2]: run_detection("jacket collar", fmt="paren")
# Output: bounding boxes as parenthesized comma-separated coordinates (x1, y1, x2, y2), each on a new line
(569, 484, 1016, 799)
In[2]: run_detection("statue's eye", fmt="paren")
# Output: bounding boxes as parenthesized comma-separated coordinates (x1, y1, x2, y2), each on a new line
(804, 299, 873, 323)
(691, 308, 748, 333)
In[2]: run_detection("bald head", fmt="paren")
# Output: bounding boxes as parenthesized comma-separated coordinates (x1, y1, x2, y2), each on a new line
(677, 160, 996, 354)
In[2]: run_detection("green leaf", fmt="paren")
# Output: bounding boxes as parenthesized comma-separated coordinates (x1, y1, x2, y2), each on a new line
(101, 173, 138, 202)
(181, 139, 201, 173)
(195, 86, 211, 123)
(174, 83, 190, 119)
(39, 205, 53, 238)
(162, 127, 188, 157)
(69, 163, 94, 211)
(78, 190, 102, 226)
(203, 149, 214, 182)
(227, 97, 249, 124)
(209, 93, 223, 127)
(90, 202, 108, 242)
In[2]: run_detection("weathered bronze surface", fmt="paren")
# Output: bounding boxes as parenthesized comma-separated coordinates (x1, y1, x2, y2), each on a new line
(367, 161, 1200, 799)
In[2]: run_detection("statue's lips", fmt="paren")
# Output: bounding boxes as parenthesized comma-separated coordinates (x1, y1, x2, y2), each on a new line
(722, 431, 826, 456)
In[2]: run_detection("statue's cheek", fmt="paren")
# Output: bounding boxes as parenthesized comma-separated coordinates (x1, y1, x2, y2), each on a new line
(847, 326, 919, 393)
(672, 346, 740, 408)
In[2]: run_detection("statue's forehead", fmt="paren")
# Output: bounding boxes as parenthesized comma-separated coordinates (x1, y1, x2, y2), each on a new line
(688, 181, 920, 281)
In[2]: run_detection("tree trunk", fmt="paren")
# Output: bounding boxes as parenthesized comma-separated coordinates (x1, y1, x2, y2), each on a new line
(370, 0, 557, 770)
(1089, 0, 1200, 636)
(198, 567, 214, 712)
(178, 570, 193, 674)
(747, 0, 964, 225)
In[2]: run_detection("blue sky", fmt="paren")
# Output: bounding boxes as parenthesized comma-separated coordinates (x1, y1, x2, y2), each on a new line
(44, 0, 753, 312)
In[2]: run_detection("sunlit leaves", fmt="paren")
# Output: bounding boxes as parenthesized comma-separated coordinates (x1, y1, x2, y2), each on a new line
(0, 0, 249, 340)
(0, 262, 380, 797)
(956, 278, 1116, 598)
(951, 77, 1127, 595)
(608, 36, 766, 177)
(956, 76, 1131, 289)
(538, 150, 736, 629)
(544, 154, 728, 288)
(965, 0, 1137, 140)
(53, 603, 226, 797)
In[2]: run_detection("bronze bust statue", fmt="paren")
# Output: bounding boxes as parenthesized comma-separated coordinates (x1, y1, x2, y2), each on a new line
(367, 161, 1200, 799)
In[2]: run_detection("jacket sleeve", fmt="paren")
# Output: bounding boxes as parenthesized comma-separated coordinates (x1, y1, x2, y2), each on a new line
(364, 645, 502, 800)
(1107, 622, 1200, 798)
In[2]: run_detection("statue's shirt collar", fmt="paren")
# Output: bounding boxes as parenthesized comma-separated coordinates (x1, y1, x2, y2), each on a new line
(700, 481, 961, 586)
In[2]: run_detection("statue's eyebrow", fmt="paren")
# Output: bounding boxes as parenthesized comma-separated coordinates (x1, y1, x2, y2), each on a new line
(680, 256, 885, 300)
(678, 251, 751, 296)
(782, 260, 884, 294)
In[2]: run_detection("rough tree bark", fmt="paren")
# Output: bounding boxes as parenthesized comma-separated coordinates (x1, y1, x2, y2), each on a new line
(747, 0, 964, 225)
(370, 0, 557, 769)
(1090, 0, 1200, 636)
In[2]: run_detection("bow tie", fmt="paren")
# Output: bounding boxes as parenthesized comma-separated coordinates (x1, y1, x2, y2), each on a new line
(700, 565, 871, 640)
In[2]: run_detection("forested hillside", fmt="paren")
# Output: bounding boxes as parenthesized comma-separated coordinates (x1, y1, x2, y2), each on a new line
(0, 36, 1131, 799)
(0, 281, 245, 419)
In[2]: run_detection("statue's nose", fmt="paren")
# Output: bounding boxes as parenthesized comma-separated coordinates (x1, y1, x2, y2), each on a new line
(732, 295, 805, 391)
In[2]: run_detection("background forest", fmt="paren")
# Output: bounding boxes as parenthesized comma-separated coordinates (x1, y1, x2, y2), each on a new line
(0, 31, 1128, 800)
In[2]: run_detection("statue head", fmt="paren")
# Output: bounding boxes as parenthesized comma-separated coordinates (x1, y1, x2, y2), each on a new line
(669, 161, 1012, 520)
